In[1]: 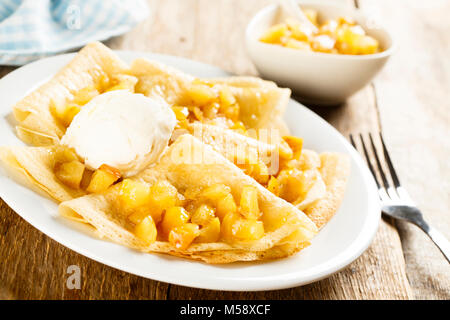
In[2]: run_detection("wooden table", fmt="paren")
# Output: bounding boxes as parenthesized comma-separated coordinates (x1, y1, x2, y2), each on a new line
(0, 0, 448, 300)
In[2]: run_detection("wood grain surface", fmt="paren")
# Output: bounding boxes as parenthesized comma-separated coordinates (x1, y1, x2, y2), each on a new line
(0, 0, 448, 300)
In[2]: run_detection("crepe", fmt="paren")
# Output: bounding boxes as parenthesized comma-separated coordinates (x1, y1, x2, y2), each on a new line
(12, 42, 129, 146)
(11, 40, 290, 145)
(129, 58, 291, 131)
(0, 146, 85, 202)
(188, 122, 293, 165)
(186, 123, 349, 228)
(0, 42, 350, 264)
(303, 152, 351, 228)
(59, 134, 318, 263)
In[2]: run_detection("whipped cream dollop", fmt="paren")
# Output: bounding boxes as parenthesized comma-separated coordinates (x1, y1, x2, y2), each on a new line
(61, 90, 176, 177)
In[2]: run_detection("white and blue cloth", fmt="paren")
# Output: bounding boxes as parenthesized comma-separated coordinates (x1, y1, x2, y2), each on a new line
(0, 0, 149, 65)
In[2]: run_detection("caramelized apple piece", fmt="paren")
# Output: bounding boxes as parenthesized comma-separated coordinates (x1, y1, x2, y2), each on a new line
(200, 184, 232, 203)
(54, 146, 79, 163)
(311, 35, 336, 53)
(338, 16, 356, 26)
(185, 84, 217, 106)
(286, 18, 311, 41)
(196, 217, 220, 243)
(354, 35, 379, 55)
(61, 105, 81, 127)
(237, 160, 268, 184)
(106, 74, 138, 92)
(191, 204, 215, 226)
(218, 86, 236, 108)
(278, 168, 316, 203)
(55, 160, 85, 189)
(119, 179, 151, 211)
(80, 168, 94, 190)
(285, 39, 311, 50)
(335, 25, 378, 55)
(230, 121, 247, 135)
(203, 102, 220, 119)
(127, 211, 149, 225)
(267, 176, 280, 196)
(239, 185, 261, 220)
(259, 23, 289, 44)
(134, 216, 157, 245)
(161, 206, 190, 236)
(106, 83, 132, 92)
(148, 180, 179, 223)
(188, 106, 204, 121)
(218, 87, 240, 121)
(252, 161, 270, 184)
(169, 223, 200, 250)
(283, 136, 303, 159)
(51, 100, 81, 127)
(86, 164, 121, 193)
(221, 212, 264, 242)
(97, 74, 111, 93)
(319, 19, 338, 36)
(72, 85, 99, 105)
(215, 193, 237, 221)
(172, 106, 189, 129)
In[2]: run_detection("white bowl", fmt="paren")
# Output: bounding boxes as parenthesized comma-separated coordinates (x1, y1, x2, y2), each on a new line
(246, 0, 395, 105)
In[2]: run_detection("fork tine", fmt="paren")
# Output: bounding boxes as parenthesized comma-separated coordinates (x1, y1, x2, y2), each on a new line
(367, 133, 390, 190)
(379, 133, 401, 187)
(352, 134, 380, 188)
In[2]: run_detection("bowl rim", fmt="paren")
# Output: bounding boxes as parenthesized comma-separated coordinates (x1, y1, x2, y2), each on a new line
(246, 1, 396, 61)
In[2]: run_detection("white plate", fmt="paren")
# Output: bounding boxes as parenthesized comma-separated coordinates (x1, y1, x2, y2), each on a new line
(0, 51, 380, 291)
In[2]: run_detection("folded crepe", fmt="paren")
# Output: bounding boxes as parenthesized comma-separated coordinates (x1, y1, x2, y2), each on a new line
(0, 146, 85, 202)
(129, 57, 291, 132)
(11, 41, 291, 148)
(59, 134, 318, 263)
(303, 152, 350, 228)
(13, 42, 129, 146)
(187, 123, 350, 229)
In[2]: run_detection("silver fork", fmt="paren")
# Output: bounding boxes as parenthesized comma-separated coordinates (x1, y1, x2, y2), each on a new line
(350, 133, 450, 263)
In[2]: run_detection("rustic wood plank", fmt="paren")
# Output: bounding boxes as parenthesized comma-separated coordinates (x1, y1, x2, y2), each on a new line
(0, 200, 169, 299)
(358, 0, 450, 299)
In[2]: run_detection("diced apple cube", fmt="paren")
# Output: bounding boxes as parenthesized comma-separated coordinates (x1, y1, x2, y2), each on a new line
(283, 136, 303, 159)
(259, 23, 289, 44)
(200, 184, 231, 204)
(195, 217, 220, 243)
(215, 193, 237, 221)
(54, 160, 85, 189)
(185, 84, 217, 106)
(86, 164, 121, 193)
(239, 185, 261, 220)
(119, 179, 151, 211)
(191, 204, 215, 226)
(267, 176, 280, 196)
(161, 206, 190, 236)
(169, 223, 200, 250)
(221, 212, 264, 242)
(148, 180, 179, 223)
(134, 216, 157, 245)
(72, 85, 99, 105)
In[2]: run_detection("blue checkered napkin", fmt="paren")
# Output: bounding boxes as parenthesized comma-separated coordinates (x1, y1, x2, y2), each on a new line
(0, 0, 149, 65)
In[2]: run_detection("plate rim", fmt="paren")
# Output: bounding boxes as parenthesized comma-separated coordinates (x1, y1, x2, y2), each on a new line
(0, 51, 380, 291)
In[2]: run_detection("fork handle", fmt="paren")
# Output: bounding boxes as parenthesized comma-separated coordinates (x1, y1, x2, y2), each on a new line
(425, 226, 450, 263)
(416, 220, 450, 263)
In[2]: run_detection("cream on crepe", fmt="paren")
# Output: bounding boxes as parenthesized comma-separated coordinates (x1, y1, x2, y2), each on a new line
(61, 90, 176, 177)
